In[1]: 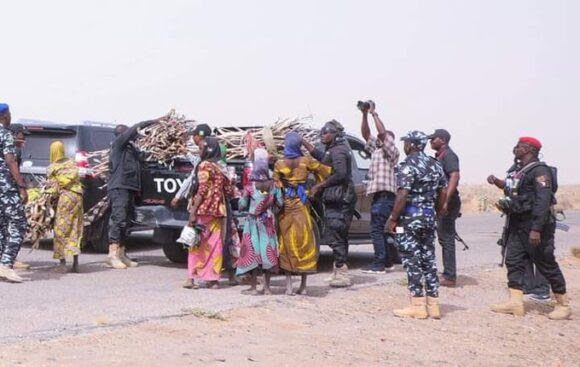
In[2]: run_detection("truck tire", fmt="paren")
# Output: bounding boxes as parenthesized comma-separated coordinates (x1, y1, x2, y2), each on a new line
(88, 214, 110, 253)
(157, 229, 188, 263)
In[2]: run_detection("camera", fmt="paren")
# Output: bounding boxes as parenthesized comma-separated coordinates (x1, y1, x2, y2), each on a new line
(357, 100, 374, 112)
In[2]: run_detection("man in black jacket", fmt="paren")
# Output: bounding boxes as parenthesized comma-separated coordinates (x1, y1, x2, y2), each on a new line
(304, 120, 356, 287)
(106, 117, 164, 269)
(490, 137, 571, 320)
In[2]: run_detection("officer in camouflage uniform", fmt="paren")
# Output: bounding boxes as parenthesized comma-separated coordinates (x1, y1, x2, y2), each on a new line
(0, 103, 29, 283)
(387, 131, 447, 319)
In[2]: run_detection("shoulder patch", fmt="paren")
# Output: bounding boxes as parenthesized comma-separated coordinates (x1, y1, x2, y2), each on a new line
(536, 175, 551, 188)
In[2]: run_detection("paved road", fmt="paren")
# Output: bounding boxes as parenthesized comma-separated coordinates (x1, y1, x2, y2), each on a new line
(2, 212, 578, 344)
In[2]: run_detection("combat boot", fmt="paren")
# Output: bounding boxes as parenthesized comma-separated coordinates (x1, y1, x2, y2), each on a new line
(105, 243, 127, 269)
(426, 296, 441, 319)
(0, 265, 23, 283)
(490, 288, 525, 316)
(330, 265, 352, 288)
(393, 296, 428, 319)
(119, 246, 138, 268)
(548, 293, 572, 320)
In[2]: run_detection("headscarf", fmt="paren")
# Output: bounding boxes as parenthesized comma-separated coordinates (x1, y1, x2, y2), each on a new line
(0, 103, 9, 114)
(284, 132, 303, 159)
(200, 136, 222, 162)
(250, 148, 270, 182)
(49, 141, 66, 163)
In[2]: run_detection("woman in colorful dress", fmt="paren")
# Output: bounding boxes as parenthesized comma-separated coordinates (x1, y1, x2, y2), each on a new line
(236, 148, 283, 295)
(273, 132, 331, 295)
(47, 141, 83, 273)
(185, 137, 235, 289)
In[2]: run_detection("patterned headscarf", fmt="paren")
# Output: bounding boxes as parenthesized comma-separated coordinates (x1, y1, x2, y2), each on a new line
(250, 148, 270, 182)
(284, 132, 303, 159)
(49, 141, 66, 163)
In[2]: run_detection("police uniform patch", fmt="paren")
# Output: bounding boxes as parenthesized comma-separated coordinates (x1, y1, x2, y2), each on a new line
(536, 175, 551, 188)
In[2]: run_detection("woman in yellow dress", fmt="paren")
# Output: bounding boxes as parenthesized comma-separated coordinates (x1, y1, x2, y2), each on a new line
(273, 132, 330, 295)
(47, 141, 83, 273)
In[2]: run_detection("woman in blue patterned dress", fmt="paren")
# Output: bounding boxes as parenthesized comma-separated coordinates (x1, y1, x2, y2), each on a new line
(236, 148, 283, 295)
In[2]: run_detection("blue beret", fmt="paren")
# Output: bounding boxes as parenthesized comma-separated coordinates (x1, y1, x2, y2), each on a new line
(0, 103, 9, 114)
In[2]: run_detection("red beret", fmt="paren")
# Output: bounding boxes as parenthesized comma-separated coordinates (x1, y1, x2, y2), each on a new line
(518, 136, 542, 150)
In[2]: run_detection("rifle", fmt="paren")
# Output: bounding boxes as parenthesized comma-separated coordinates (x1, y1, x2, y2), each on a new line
(454, 232, 469, 251)
(497, 214, 510, 267)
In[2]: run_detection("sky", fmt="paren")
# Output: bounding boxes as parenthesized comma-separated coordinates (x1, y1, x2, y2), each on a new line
(1, 0, 579, 183)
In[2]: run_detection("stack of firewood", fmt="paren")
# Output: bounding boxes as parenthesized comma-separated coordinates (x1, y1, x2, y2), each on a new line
(24, 184, 56, 249)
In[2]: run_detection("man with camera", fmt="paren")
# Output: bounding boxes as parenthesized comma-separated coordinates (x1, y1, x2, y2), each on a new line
(489, 137, 571, 320)
(358, 100, 400, 274)
(428, 129, 461, 287)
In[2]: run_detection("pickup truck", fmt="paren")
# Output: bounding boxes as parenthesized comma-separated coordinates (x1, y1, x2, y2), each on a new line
(135, 132, 374, 263)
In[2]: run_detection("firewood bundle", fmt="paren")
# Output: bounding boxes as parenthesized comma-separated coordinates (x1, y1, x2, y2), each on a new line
(135, 110, 194, 164)
(24, 184, 57, 249)
(83, 196, 110, 228)
(214, 117, 318, 160)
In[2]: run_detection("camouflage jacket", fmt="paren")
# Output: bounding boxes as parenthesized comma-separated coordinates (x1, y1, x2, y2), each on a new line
(397, 151, 447, 215)
(0, 126, 18, 193)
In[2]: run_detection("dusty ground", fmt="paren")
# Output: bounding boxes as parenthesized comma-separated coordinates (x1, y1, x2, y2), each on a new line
(1, 257, 578, 367)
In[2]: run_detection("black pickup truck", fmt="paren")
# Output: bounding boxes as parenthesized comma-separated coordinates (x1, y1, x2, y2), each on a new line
(136, 132, 374, 263)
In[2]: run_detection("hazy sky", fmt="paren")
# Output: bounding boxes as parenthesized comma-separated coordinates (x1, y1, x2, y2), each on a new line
(2, 0, 579, 183)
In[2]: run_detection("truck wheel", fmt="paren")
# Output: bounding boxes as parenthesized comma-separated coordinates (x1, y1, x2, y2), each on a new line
(88, 214, 110, 253)
(163, 240, 188, 263)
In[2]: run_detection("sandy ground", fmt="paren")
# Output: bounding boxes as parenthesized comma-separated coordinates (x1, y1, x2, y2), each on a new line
(1, 257, 578, 367)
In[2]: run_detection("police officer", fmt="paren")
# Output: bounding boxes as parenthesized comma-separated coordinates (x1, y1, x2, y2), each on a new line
(0, 103, 28, 283)
(387, 131, 447, 319)
(303, 120, 357, 288)
(489, 137, 571, 320)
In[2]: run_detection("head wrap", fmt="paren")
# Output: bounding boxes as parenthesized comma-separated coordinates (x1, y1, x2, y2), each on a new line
(192, 124, 212, 138)
(250, 148, 270, 182)
(518, 136, 542, 150)
(284, 132, 303, 159)
(201, 136, 222, 162)
(401, 130, 428, 150)
(49, 141, 66, 163)
(0, 103, 9, 114)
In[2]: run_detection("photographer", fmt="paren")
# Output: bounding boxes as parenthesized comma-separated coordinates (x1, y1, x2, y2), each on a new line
(489, 137, 571, 320)
(358, 100, 400, 274)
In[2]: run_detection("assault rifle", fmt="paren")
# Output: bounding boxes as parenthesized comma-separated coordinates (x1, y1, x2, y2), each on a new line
(497, 214, 510, 267)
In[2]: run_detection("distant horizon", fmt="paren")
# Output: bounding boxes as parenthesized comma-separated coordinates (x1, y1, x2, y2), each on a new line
(2, 0, 579, 184)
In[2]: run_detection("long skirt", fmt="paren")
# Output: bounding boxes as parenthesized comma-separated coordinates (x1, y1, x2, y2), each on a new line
(53, 190, 83, 259)
(236, 214, 279, 275)
(188, 215, 223, 281)
(277, 198, 317, 273)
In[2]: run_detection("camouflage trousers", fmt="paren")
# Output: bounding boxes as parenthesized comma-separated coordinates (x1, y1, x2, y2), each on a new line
(0, 192, 27, 267)
(396, 217, 439, 297)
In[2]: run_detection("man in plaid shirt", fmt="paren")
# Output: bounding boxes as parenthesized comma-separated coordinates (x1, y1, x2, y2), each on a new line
(360, 101, 400, 273)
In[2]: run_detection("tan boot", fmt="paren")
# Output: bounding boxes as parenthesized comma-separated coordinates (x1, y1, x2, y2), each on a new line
(119, 246, 138, 268)
(330, 265, 352, 288)
(426, 296, 441, 319)
(491, 288, 525, 316)
(548, 293, 572, 320)
(0, 265, 24, 283)
(393, 296, 428, 319)
(13, 261, 31, 270)
(105, 243, 127, 269)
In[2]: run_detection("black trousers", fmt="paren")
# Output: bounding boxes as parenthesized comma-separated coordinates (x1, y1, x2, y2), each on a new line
(322, 202, 355, 269)
(108, 189, 135, 245)
(436, 201, 461, 281)
(505, 223, 566, 294)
